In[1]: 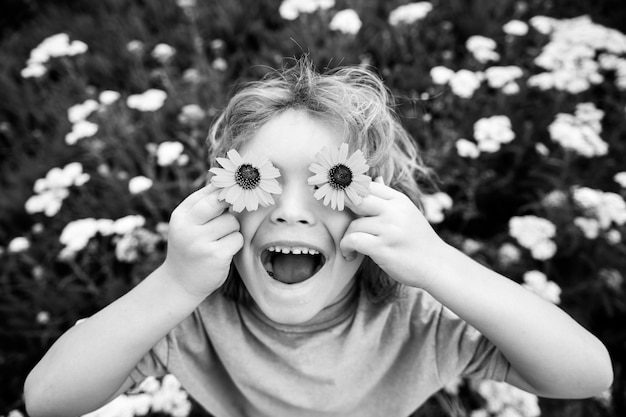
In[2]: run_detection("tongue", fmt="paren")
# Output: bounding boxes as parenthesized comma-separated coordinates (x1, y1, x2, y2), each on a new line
(272, 254, 317, 284)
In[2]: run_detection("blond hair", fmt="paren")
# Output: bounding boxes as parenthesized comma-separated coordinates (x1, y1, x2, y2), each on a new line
(208, 57, 432, 303)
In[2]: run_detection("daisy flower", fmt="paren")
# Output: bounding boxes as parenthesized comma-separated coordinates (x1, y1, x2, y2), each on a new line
(209, 149, 282, 212)
(307, 143, 371, 211)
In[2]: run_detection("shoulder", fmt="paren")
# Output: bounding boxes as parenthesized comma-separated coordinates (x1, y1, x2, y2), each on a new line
(169, 291, 241, 341)
(356, 285, 447, 335)
(393, 285, 446, 323)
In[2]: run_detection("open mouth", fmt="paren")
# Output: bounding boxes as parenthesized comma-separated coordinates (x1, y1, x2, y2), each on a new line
(261, 246, 326, 284)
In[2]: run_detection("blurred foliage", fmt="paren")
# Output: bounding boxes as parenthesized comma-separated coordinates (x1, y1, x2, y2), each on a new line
(1, 0, 626, 416)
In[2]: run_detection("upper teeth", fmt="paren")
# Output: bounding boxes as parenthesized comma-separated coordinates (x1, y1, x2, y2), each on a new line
(267, 246, 319, 255)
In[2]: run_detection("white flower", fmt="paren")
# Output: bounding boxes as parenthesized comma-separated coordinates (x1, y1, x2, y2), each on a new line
(503, 19, 529, 36)
(26, 163, 90, 216)
(127, 89, 168, 112)
(25, 190, 66, 216)
(529, 15, 625, 93)
(22, 33, 88, 78)
(156, 141, 185, 166)
(279, 0, 335, 20)
(530, 239, 557, 261)
(36, 311, 51, 324)
(8, 236, 30, 253)
(210, 149, 282, 212)
(475, 380, 540, 417)
(59, 218, 102, 256)
(113, 215, 146, 235)
(455, 138, 480, 158)
(99, 90, 121, 105)
(129, 176, 153, 194)
(498, 242, 522, 266)
(152, 43, 176, 63)
(115, 233, 140, 263)
(466, 35, 500, 63)
(68, 99, 100, 123)
(509, 215, 557, 260)
(421, 192, 453, 224)
(530, 15, 555, 34)
(473, 115, 515, 152)
(572, 187, 626, 228)
(307, 143, 371, 211)
(484, 66, 524, 89)
(176, 0, 196, 9)
(65, 120, 99, 145)
(574, 217, 601, 239)
(523, 270, 561, 304)
(212, 57, 228, 71)
(614, 172, 626, 188)
(527, 72, 554, 90)
(449, 69, 483, 98)
(329, 9, 362, 35)
(501, 81, 520, 95)
(21, 63, 47, 78)
(150, 375, 192, 417)
(430, 65, 455, 84)
(388, 2, 433, 26)
(178, 104, 205, 125)
(549, 104, 608, 157)
(606, 229, 622, 245)
(126, 40, 144, 55)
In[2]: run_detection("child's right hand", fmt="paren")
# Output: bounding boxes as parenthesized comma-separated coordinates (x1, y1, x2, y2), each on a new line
(161, 185, 243, 298)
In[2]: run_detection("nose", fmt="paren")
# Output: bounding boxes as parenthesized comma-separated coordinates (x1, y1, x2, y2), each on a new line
(270, 182, 317, 225)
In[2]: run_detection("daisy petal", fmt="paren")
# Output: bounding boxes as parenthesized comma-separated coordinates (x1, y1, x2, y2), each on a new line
(226, 149, 244, 166)
(244, 190, 259, 211)
(338, 143, 349, 162)
(211, 174, 236, 188)
(225, 184, 243, 205)
(216, 157, 238, 171)
(307, 174, 328, 186)
(345, 186, 362, 206)
(314, 183, 332, 201)
(260, 178, 282, 194)
(336, 190, 345, 211)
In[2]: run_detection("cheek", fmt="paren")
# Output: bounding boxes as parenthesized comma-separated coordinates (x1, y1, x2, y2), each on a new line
(325, 210, 357, 243)
(234, 210, 264, 244)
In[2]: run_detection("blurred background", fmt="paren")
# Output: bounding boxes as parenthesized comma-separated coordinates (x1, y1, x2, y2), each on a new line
(1, 0, 626, 416)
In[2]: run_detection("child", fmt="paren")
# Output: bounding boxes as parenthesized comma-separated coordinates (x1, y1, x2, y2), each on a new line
(25, 57, 613, 417)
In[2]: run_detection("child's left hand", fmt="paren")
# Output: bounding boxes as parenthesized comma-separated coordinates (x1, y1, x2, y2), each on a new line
(341, 179, 449, 289)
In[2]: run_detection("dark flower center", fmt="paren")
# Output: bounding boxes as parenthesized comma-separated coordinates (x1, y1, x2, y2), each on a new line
(235, 164, 260, 190)
(328, 164, 353, 189)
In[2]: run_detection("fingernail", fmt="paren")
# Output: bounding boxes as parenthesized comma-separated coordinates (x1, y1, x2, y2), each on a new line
(343, 251, 357, 262)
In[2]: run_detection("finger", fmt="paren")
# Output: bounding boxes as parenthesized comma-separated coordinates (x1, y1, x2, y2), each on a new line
(177, 184, 219, 213)
(340, 231, 379, 259)
(344, 217, 383, 237)
(185, 186, 230, 225)
(203, 213, 240, 241)
(345, 193, 387, 217)
(217, 231, 244, 256)
(368, 181, 399, 200)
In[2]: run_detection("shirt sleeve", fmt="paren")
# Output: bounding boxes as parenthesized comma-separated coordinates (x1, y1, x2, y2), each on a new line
(129, 335, 170, 385)
(435, 305, 510, 383)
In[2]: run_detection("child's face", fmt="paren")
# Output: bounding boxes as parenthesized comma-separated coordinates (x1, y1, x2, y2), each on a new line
(233, 109, 365, 324)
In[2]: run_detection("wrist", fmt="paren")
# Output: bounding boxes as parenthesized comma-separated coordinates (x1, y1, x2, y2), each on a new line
(151, 263, 213, 306)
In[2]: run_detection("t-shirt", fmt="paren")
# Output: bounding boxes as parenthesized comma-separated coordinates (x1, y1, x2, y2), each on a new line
(130, 284, 509, 417)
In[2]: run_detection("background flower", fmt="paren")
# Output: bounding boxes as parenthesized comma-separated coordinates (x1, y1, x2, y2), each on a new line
(2, 1, 626, 416)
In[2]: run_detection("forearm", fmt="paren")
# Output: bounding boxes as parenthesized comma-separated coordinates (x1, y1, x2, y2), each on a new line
(24, 265, 206, 417)
(419, 243, 613, 398)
